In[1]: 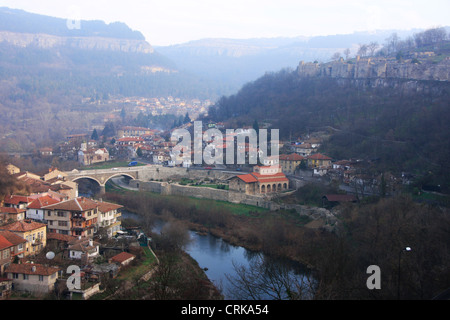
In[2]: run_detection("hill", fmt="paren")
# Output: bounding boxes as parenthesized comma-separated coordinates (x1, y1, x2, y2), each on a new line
(205, 30, 450, 193)
(155, 29, 426, 95)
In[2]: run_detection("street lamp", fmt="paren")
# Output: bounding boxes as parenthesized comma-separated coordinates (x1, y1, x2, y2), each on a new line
(398, 246, 412, 300)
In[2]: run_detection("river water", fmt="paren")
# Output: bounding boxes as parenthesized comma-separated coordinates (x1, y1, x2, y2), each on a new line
(121, 210, 314, 300)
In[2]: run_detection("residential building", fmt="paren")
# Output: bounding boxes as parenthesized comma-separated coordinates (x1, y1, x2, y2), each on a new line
(78, 148, 110, 166)
(117, 126, 153, 138)
(307, 153, 332, 168)
(0, 220, 47, 257)
(0, 207, 26, 223)
(4, 263, 60, 295)
(109, 251, 135, 267)
(0, 278, 12, 300)
(67, 238, 100, 263)
(43, 197, 99, 238)
(2, 195, 35, 209)
(96, 200, 122, 238)
(26, 196, 61, 222)
(0, 231, 27, 273)
(279, 153, 305, 174)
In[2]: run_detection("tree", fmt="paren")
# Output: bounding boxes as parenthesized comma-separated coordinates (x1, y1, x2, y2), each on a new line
(91, 129, 99, 141)
(343, 48, 351, 60)
(225, 253, 316, 300)
(357, 44, 368, 57)
(331, 52, 342, 61)
(367, 42, 379, 56)
(183, 112, 191, 124)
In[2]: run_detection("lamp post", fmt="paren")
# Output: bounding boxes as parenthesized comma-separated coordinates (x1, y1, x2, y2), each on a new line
(397, 246, 412, 300)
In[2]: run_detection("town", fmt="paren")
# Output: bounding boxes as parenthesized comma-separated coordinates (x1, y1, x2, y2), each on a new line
(0, 115, 417, 300)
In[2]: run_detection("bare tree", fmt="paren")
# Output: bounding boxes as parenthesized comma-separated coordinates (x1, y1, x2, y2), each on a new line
(357, 44, 368, 57)
(331, 52, 342, 61)
(367, 42, 379, 56)
(225, 253, 316, 300)
(343, 48, 351, 60)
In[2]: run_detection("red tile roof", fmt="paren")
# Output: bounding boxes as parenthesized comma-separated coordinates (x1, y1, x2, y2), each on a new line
(237, 174, 258, 183)
(0, 220, 46, 232)
(0, 207, 26, 214)
(279, 153, 305, 161)
(47, 232, 77, 242)
(27, 196, 60, 209)
(42, 197, 98, 212)
(96, 201, 123, 213)
(3, 195, 34, 206)
(0, 231, 27, 246)
(308, 153, 332, 160)
(110, 252, 135, 264)
(236, 172, 289, 184)
(5, 263, 60, 276)
(0, 234, 13, 250)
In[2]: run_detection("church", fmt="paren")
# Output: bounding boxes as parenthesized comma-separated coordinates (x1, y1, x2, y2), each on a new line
(228, 165, 289, 195)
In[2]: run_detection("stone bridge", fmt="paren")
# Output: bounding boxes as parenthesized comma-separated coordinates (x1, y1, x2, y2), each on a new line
(65, 167, 144, 194)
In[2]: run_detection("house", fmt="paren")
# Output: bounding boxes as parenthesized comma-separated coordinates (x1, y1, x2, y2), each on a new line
(279, 153, 305, 174)
(6, 164, 20, 175)
(96, 200, 123, 238)
(229, 166, 289, 195)
(2, 195, 35, 209)
(307, 153, 332, 168)
(43, 197, 99, 238)
(0, 220, 47, 257)
(25, 195, 61, 222)
(109, 251, 135, 267)
(0, 207, 26, 223)
(39, 147, 53, 156)
(78, 148, 110, 166)
(117, 126, 152, 138)
(0, 278, 12, 300)
(46, 233, 77, 257)
(0, 231, 27, 273)
(4, 263, 60, 295)
(292, 143, 316, 157)
(67, 238, 100, 263)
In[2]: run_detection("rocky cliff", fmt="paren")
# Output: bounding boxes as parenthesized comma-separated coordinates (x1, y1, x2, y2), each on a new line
(297, 56, 450, 82)
(0, 30, 154, 54)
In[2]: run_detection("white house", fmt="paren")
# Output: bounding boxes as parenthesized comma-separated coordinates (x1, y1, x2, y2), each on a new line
(26, 196, 60, 222)
(68, 238, 100, 262)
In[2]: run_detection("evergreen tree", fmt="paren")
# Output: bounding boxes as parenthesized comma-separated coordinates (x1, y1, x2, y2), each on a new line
(91, 129, 99, 141)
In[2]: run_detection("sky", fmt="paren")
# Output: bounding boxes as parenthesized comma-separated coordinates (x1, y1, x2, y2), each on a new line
(1, 0, 449, 46)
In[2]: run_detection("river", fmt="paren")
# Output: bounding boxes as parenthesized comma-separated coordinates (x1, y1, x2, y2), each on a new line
(121, 210, 314, 300)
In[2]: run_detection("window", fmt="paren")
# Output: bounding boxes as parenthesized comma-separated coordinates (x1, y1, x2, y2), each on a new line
(57, 211, 65, 217)
(58, 221, 68, 227)
(39, 275, 44, 282)
(13, 273, 18, 279)
(23, 274, 29, 280)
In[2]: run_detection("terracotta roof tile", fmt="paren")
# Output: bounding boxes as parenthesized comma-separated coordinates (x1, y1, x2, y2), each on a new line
(5, 263, 60, 276)
(0, 220, 46, 232)
(110, 252, 135, 263)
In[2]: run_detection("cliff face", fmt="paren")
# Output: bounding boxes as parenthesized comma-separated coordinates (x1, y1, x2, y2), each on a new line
(0, 31, 154, 54)
(297, 56, 450, 82)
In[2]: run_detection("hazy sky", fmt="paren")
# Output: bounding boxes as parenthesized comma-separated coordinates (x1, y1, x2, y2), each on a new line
(1, 0, 449, 45)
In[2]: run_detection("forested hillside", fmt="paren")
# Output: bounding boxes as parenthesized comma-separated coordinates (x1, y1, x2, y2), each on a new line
(206, 68, 450, 192)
